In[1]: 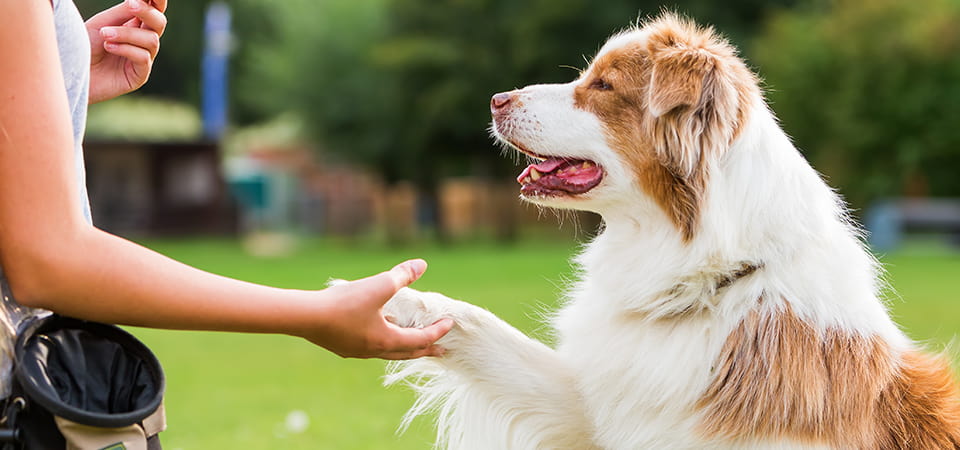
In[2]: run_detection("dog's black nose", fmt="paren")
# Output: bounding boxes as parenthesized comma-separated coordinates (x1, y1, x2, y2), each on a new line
(491, 92, 513, 111)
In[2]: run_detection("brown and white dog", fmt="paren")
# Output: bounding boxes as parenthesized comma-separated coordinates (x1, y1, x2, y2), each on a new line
(383, 13, 960, 449)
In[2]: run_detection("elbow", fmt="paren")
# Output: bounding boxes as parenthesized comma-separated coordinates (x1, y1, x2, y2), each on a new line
(0, 232, 87, 311)
(3, 254, 60, 310)
(7, 280, 49, 311)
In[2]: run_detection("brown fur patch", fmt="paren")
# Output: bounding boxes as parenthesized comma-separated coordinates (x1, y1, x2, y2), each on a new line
(699, 303, 960, 448)
(875, 351, 960, 449)
(574, 14, 759, 241)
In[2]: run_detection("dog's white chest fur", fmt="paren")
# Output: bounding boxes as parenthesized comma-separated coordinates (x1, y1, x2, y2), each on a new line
(557, 305, 725, 448)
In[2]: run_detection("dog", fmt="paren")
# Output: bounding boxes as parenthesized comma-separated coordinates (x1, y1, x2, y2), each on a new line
(383, 13, 960, 449)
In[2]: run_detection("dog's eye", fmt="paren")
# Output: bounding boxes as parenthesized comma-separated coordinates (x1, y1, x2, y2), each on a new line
(590, 78, 613, 91)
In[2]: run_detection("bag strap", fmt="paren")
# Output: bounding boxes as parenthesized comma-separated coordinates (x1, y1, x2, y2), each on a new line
(0, 396, 25, 449)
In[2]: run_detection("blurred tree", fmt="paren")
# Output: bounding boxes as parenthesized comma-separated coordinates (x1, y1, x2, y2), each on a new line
(369, 0, 641, 241)
(753, 0, 960, 210)
(247, 0, 797, 240)
(230, 0, 392, 139)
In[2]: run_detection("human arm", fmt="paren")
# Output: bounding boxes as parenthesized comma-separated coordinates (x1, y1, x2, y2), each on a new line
(86, 0, 167, 104)
(0, 0, 451, 360)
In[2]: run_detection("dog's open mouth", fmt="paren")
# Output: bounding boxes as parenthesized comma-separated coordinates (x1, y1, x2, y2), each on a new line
(496, 135, 604, 197)
(517, 157, 604, 196)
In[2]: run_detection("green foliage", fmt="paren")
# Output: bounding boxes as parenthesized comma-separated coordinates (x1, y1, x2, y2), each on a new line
(229, 0, 396, 164)
(753, 0, 960, 208)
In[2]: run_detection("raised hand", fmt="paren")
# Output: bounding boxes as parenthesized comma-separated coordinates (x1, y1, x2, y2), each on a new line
(85, 0, 168, 104)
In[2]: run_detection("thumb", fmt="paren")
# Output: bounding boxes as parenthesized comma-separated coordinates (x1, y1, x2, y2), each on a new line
(352, 259, 427, 307)
(388, 259, 428, 291)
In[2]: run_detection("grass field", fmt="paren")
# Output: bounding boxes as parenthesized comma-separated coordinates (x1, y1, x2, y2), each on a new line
(129, 237, 960, 449)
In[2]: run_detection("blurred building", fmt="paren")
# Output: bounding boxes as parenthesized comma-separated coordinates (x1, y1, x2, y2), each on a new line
(84, 140, 237, 235)
(224, 141, 587, 242)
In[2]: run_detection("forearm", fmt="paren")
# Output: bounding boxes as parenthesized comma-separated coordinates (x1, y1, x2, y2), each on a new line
(12, 225, 321, 336)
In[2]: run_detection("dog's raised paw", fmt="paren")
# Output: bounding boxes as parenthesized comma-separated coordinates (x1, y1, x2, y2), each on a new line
(383, 287, 430, 328)
(383, 287, 468, 330)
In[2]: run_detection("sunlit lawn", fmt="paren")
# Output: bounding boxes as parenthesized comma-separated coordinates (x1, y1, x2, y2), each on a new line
(129, 236, 959, 449)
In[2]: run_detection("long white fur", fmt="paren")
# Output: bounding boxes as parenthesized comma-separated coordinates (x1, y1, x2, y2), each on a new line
(383, 25, 911, 450)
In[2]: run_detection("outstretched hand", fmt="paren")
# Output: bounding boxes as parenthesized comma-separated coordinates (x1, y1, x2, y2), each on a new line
(306, 260, 454, 360)
(86, 0, 168, 104)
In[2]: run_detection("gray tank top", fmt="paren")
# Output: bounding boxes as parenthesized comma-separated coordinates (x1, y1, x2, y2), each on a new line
(0, 0, 93, 396)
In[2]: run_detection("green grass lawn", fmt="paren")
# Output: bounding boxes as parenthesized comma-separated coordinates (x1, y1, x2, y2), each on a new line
(128, 237, 959, 449)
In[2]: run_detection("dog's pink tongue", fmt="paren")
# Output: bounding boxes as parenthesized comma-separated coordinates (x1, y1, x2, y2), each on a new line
(532, 158, 566, 172)
(517, 158, 566, 183)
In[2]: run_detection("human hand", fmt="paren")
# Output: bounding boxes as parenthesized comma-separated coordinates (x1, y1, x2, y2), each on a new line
(85, 0, 168, 104)
(305, 260, 454, 360)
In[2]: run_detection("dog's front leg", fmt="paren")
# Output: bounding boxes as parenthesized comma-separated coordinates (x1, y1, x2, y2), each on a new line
(384, 288, 597, 450)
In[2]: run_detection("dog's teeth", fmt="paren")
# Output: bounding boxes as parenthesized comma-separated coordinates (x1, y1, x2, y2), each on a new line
(523, 176, 532, 184)
(583, 161, 593, 169)
(530, 168, 541, 181)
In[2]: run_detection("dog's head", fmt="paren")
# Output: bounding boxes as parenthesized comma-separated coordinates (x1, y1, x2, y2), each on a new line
(491, 13, 759, 241)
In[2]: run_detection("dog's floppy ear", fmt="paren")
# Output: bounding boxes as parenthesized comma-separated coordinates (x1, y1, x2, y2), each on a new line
(643, 18, 738, 179)
(638, 14, 749, 241)
(647, 48, 714, 118)
(646, 42, 721, 179)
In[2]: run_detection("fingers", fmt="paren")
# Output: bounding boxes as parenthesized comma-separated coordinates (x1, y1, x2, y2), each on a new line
(420, 318, 456, 344)
(382, 318, 454, 354)
(124, 0, 167, 36)
(327, 318, 452, 360)
(148, 0, 167, 13)
(102, 42, 152, 77)
(88, 0, 166, 35)
(86, 2, 134, 29)
(100, 26, 160, 59)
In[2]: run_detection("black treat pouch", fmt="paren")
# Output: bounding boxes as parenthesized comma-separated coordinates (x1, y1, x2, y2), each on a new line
(0, 315, 165, 450)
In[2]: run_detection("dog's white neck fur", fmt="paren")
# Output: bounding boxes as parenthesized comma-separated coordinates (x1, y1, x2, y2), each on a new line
(566, 98, 904, 341)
